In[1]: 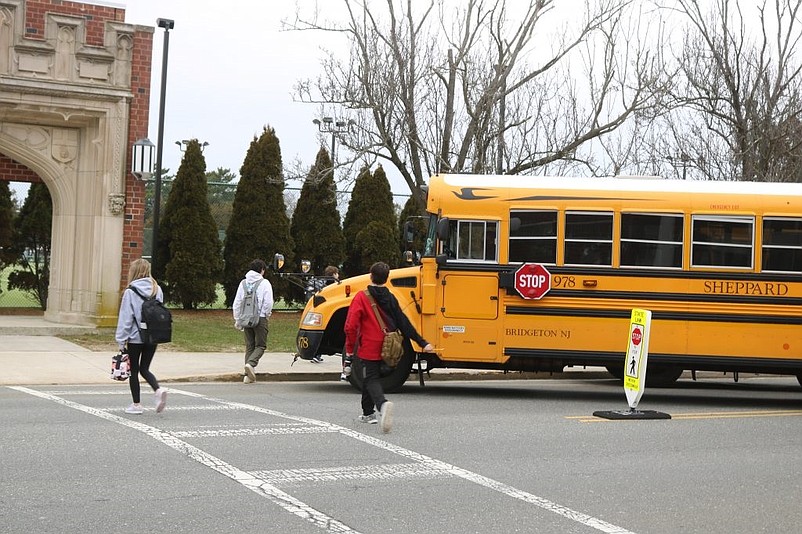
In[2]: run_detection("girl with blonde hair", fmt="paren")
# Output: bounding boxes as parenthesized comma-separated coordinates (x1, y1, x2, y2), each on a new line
(115, 258, 167, 414)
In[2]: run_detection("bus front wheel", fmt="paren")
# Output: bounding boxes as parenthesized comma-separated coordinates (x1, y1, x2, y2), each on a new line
(347, 345, 414, 394)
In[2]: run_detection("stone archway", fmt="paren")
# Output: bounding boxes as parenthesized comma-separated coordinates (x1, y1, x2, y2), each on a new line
(0, 0, 153, 326)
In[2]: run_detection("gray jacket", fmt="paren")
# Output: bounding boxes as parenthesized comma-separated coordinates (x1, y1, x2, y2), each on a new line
(115, 277, 164, 348)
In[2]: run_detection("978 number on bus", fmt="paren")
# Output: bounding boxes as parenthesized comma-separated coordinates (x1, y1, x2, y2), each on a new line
(552, 275, 576, 288)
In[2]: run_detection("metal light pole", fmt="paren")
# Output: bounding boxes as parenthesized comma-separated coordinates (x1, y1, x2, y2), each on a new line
(666, 152, 691, 180)
(151, 17, 174, 274)
(313, 117, 354, 173)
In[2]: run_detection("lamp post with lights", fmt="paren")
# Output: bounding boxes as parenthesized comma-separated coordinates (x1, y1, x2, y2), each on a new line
(312, 117, 354, 171)
(152, 17, 174, 273)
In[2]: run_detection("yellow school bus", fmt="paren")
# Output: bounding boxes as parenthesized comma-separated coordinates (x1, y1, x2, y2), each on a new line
(294, 174, 802, 392)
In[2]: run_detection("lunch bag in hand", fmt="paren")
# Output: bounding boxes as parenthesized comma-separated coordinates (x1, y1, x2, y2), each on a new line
(110, 349, 131, 381)
(364, 290, 405, 367)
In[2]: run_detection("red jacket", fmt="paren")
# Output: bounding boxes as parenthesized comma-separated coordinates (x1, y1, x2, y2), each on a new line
(344, 289, 385, 361)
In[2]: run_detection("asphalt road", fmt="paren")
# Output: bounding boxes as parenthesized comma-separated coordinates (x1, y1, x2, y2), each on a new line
(2, 375, 801, 534)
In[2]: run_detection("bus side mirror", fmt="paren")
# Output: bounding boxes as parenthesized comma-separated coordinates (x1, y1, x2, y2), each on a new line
(510, 217, 521, 233)
(403, 221, 415, 244)
(272, 253, 285, 272)
(436, 217, 450, 241)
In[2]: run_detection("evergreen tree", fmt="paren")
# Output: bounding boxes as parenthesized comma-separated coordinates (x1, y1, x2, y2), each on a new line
(0, 181, 14, 274)
(398, 193, 428, 265)
(144, 167, 173, 261)
(223, 126, 293, 306)
(342, 164, 398, 276)
(157, 139, 223, 309)
(354, 220, 400, 269)
(290, 147, 344, 274)
(6, 182, 51, 309)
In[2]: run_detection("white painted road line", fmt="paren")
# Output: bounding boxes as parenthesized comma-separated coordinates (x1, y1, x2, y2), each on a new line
(252, 463, 456, 487)
(168, 388, 638, 534)
(172, 425, 337, 437)
(12, 385, 637, 534)
(10, 386, 362, 534)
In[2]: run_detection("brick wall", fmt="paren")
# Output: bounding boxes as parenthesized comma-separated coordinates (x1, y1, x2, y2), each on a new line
(123, 18, 154, 287)
(23, 0, 126, 46)
(0, 156, 42, 183)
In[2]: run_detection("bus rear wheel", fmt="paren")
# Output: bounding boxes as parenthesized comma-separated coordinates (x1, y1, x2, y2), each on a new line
(348, 345, 414, 394)
(605, 363, 682, 387)
(605, 364, 624, 380)
(645, 365, 683, 387)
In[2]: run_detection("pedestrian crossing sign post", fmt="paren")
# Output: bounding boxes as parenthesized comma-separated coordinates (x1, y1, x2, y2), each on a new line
(593, 308, 671, 420)
(624, 308, 651, 409)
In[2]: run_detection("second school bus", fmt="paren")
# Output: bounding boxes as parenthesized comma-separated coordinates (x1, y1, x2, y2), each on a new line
(294, 174, 802, 392)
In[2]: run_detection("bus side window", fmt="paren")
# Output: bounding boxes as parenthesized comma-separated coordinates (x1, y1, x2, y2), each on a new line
(509, 210, 557, 264)
(620, 213, 683, 268)
(565, 211, 613, 266)
(691, 216, 754, 269)
(762, 217, 802, 272)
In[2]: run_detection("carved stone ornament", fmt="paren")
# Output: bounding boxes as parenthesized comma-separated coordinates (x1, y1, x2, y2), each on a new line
(108, 193, 125, 216)
(51, 128, 78, 163)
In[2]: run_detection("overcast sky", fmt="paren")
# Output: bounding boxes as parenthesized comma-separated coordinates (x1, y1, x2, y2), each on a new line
(123, 0, 362, 191)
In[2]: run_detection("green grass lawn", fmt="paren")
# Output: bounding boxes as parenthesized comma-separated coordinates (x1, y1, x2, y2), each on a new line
(0, 266, 40, 308)
(61, 309, 302, 353)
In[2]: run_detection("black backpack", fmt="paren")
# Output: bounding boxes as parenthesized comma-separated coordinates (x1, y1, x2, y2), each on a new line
(128, 285, 172, 344)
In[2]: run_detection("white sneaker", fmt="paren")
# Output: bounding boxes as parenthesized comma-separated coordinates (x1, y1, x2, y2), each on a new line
(244, 363, 256, 382)
(243, 375, 254, 384)
(379, 401, 394, 433)
(125, 403, 143, 415)
(154, 388, 167, 413)
(358, 413, 378, 424)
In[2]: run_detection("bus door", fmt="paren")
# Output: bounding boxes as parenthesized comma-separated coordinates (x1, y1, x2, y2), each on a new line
(437, 272, 501, 361)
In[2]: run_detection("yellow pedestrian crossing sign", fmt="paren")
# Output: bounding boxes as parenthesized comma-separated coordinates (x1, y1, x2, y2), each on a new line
(624, 308, 652, 409)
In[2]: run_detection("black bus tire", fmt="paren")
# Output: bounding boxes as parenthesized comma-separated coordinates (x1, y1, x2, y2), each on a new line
(645, 365, 683, 387)
(347, 345, 414, 394)
(605, 364, 624, 381)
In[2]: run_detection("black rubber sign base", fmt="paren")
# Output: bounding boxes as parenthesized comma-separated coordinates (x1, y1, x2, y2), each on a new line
(593, 409, 671, 420)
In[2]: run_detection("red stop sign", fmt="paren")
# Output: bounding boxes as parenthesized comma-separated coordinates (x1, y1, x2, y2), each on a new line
(514, 263, 551, 300)
(631, 326, 642, 346)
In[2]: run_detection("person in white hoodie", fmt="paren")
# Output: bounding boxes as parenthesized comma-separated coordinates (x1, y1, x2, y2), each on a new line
(232, 259, 274, 383)
(115, 258, 167, 414)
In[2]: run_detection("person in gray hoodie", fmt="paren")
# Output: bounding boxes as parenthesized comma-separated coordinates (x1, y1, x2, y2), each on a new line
(115, 258, 167, 414)
(232, 259, 274, 383)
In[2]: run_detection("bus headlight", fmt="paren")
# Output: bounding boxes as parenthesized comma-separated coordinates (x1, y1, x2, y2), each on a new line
(301, 312, 323, 327)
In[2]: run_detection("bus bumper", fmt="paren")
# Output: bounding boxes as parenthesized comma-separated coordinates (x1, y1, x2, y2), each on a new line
(295, 329, 323, 360)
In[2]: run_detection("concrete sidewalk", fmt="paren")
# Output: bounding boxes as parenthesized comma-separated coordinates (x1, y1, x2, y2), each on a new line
(0, 333, 617, 386)
(0, 334, 347, 385)
(0, 316, 612, 386)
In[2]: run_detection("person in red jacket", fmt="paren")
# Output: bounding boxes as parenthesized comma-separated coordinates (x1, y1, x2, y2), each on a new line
(344, 261, 434, 433)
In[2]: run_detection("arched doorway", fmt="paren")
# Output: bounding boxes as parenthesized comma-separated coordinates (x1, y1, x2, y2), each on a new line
(0, 0, 154, 326)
